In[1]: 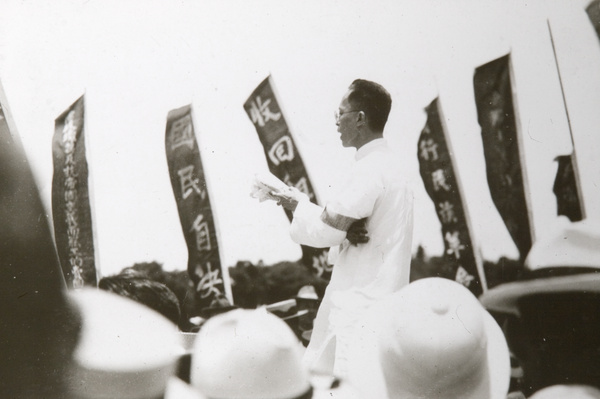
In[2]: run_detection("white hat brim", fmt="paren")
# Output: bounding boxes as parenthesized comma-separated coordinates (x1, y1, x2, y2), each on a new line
(480, 274, 600, 316)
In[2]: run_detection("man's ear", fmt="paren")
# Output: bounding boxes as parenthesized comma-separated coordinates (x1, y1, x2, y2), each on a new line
(356, 111, 367, 128)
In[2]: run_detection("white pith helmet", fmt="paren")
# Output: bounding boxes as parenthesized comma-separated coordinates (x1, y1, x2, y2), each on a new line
(376, 277, 510, 399)
(190, 308, 311, 399)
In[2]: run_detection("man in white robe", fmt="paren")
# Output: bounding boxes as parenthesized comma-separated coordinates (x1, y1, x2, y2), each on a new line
(274, 79, 414, 379)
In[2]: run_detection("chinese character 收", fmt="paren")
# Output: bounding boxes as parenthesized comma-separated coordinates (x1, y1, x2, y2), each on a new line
(249, 95, 281, 127)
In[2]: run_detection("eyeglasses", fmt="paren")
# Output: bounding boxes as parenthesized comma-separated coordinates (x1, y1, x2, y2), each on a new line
(334, 109, 360, 123)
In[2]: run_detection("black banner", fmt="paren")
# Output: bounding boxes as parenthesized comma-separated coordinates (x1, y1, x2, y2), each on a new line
(418, 98, 485, 296)
(52, 96, 97, 289)
(474, 54, 532, 261)
(553, 155, 583, 222)
(165, 105, 230, 309)
(244, 76, 331, 280)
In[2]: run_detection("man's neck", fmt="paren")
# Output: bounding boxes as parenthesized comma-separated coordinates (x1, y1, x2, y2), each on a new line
(355, 132, 384, 150)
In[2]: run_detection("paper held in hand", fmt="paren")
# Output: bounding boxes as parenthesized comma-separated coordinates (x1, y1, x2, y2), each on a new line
(250, 173, 293, 202)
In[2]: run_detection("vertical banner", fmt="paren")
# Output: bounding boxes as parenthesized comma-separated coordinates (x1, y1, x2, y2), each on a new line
(547, 22, 584, 223)
(473, 54, 533, 261)
(243, 75, 331, 280)
(165, 105, 232, 308)
(418, 98, 486, 296)
(553, 155, 583, 221)
(1, 84, 79, 398)
(587, 0, 600, 41)
(52, 96, 97, 289)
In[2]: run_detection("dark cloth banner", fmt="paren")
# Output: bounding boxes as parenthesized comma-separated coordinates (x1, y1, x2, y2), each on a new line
(52, 96, 97, 289)
(473, 54, 532, 261)
(243, 76, 331, 280)
(418, 98, 485, 296)
(1, 85, 80, 398)
(553, 155, 583, 222)
(587, 0, 600, 42)
(165, 105, 230, 309)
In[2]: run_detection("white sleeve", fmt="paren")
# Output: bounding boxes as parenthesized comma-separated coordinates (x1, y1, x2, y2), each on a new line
(290, 198, 348, 248)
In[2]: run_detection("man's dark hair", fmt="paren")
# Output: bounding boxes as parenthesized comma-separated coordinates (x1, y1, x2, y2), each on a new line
(99, 275, 181, 326)
(347, 79, 392, 133)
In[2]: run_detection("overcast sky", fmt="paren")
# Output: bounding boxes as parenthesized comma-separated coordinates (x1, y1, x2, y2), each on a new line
(1, 0, 599, 277)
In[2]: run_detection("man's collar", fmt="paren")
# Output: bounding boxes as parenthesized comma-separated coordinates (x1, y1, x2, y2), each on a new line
(355, 138, 387, 161)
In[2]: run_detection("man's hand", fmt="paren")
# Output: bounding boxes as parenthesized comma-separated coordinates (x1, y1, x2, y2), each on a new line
(271, 187, 305, 212)
(346, 218, 369, 246)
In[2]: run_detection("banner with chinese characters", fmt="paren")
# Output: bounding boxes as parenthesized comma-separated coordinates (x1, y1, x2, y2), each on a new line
(473, 54, 532, 261)
(52, 96, 97, 289)
(418, 97, 485, 296)
(243, 75, 331, 280)
(165, 105, 232, 309)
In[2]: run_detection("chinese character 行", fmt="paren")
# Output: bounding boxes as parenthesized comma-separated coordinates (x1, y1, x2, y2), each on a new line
(419, 138, 439, 161)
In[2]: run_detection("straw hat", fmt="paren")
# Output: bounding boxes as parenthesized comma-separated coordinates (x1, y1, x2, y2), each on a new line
(480, 219, 600, 315)
(376, 277, 510, 399)
(67, 289, 182, 399)
(190, 308, 312, 399)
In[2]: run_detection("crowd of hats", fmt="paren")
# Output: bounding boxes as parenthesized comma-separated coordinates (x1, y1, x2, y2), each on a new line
(7, 218, 600, 398)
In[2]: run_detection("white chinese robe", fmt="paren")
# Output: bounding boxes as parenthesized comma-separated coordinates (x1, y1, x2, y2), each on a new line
(289, 138, 414, 379)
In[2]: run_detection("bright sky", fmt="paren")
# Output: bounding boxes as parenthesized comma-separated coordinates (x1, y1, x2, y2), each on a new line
(1, 0, 599, 277)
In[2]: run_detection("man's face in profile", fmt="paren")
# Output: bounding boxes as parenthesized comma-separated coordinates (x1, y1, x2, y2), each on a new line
(336, 90, 360, 149)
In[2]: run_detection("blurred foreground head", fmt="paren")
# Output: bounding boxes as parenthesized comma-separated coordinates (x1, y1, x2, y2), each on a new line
(375, 277, 510, 399)
(190, 308, 312, 399)
(480, 219, 600, 395)
(67, 288, 182, 399)
(99, 274, 181, 326)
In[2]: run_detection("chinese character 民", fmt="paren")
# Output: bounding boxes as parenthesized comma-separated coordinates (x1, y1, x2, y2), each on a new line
(419, 138, 439, 161)
(191, 214, 212, 252)
(431, 169, 451, 192)
(178, 165, 205, 200)
(445, 230, 465, 259)
(268, 136, 294, 166)
(249, 95, 281, 127)
(170, 115, 195, 151)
